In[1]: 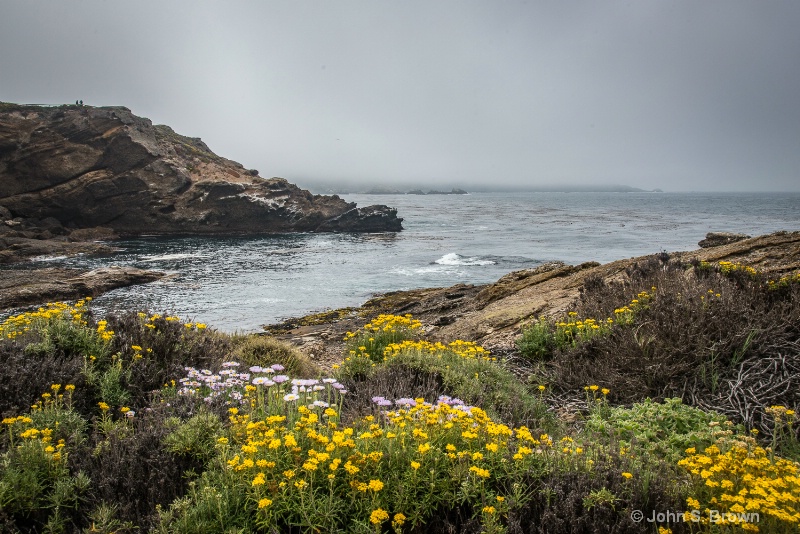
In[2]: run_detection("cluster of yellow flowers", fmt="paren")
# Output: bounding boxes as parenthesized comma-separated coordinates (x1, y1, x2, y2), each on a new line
(382, 339, 494, 361)
(221, 394, 564, 528)
(135, 312, 206, 331)
(29, 383, 76, 412)
(610, 288, 656, 325)
(765, 405, 796, 425)
(343, 313, 422, 344)
(767, 272, 800, 290)
(95, 319, 114, 342)
(556, 314, 610, 340)
(2, 387, 72, 463)
(0, 298, 91, 340)
(678, 434, 800, 531)
(545, 288, 656, 346)
(718, 261, 759, 277)
(697, 260, 800, 292)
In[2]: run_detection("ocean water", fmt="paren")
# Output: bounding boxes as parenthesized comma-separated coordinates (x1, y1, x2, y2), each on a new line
(17, 192, 800, 332)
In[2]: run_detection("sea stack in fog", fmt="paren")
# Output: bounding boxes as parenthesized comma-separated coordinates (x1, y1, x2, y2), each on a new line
(0, 102, 402, 235)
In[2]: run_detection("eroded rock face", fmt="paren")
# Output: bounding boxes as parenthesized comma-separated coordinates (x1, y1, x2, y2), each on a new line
(0, 103, 402, 235)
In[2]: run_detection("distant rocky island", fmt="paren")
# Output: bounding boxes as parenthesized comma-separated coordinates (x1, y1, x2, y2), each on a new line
(362, 187, 469, 195)
(0, 102, 402, 236)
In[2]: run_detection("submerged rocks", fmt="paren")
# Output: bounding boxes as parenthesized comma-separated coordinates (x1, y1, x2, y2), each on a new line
(0, 102, 403, 236)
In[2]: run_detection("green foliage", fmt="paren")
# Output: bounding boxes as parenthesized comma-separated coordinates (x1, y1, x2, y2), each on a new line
(22, 314, 111, 362)
(387, 348, 552, 429)
(231, 335, 318, 378)
(164, 411, 223, 463)
(516, 318, 557, 360)
(0, 436, 89, 530)
(584, 398, 731, 463)
(83, 502, 136, 533)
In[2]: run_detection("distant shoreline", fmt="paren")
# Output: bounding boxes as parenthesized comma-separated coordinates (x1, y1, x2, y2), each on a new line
(313, 186, 661, 195)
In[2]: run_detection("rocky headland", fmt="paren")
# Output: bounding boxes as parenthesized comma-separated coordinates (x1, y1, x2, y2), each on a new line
(265, 230, 800, 370)
(0, 102, 402, 236)
(0, 101, 403, 309)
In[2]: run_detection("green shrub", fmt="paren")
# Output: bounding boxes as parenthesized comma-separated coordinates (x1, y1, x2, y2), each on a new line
(546, 257, 800, 440)
(340, 343, 553, 429)
(517, 317, 557, 360)
(231, 335, 318, 378)
(584, 398, 731, 463)
(164, 410, 224, 464)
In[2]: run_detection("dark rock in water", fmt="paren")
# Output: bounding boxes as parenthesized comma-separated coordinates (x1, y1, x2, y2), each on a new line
(0, 102, 402, 235)
(315, 205, 402, 232)
(698, 232, 751, 248)
(0, 234, 119, 264)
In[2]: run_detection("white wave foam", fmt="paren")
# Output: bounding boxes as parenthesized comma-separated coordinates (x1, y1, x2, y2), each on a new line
(32, 255, 69, 262)
(390, 265, 467, 276)
(434, 253, 495, 266)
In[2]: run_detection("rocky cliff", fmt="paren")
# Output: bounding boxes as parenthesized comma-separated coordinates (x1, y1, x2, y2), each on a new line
(0, 103, 402, 235)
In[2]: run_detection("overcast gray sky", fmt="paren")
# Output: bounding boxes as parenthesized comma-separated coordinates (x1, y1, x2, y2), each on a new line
(2, 1, 799, 192)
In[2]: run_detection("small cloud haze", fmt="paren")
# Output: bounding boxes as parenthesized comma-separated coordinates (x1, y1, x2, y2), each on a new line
(2, 1, 799, 192)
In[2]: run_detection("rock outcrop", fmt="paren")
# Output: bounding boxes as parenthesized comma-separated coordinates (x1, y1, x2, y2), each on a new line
(0, 266, 166, 310)
(698, 232, 750, 248)
(0, 102, 402, 235)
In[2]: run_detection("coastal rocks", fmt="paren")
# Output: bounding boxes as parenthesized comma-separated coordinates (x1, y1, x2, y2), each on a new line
(0, 102, 403, 236)
(698, 232, 750, 248)
(266, 231, 800, 371)
(0, 237, 118, 264)
(315, 205, 402, 232)
(0, 266, 165, 310)
(0, 212, 119, 264)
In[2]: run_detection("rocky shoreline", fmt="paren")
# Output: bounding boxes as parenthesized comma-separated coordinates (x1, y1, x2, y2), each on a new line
(1, 101, 405, 312)
(0, 266, 166, 311)
(265, 231, 800, 370)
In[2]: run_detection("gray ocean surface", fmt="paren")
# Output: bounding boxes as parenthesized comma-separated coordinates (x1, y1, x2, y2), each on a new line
(21, 192, 800, 332)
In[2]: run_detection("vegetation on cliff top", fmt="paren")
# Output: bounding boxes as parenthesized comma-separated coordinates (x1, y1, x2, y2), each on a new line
(1, 256, 798, 533)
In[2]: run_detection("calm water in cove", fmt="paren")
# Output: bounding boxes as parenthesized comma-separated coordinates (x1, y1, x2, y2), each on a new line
(19, 192, 800, 332)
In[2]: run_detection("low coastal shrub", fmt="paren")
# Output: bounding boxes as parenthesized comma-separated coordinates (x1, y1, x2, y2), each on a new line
(231, 335, 319, 378)
(338, 328, 551, 429)
(517, 289, 653, 362)
(584, 398, 732, 463)
(344, 314, 422, 363)
(538, 258, 800, 449)
(2, 295, 799, 532)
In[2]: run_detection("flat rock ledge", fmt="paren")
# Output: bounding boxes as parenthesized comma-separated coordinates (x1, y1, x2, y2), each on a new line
(0, 266, 166, 311)
(698, 232, 751, 248)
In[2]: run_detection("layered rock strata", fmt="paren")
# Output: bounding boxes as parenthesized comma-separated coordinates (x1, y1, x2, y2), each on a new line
(0, 103, 402, 235)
